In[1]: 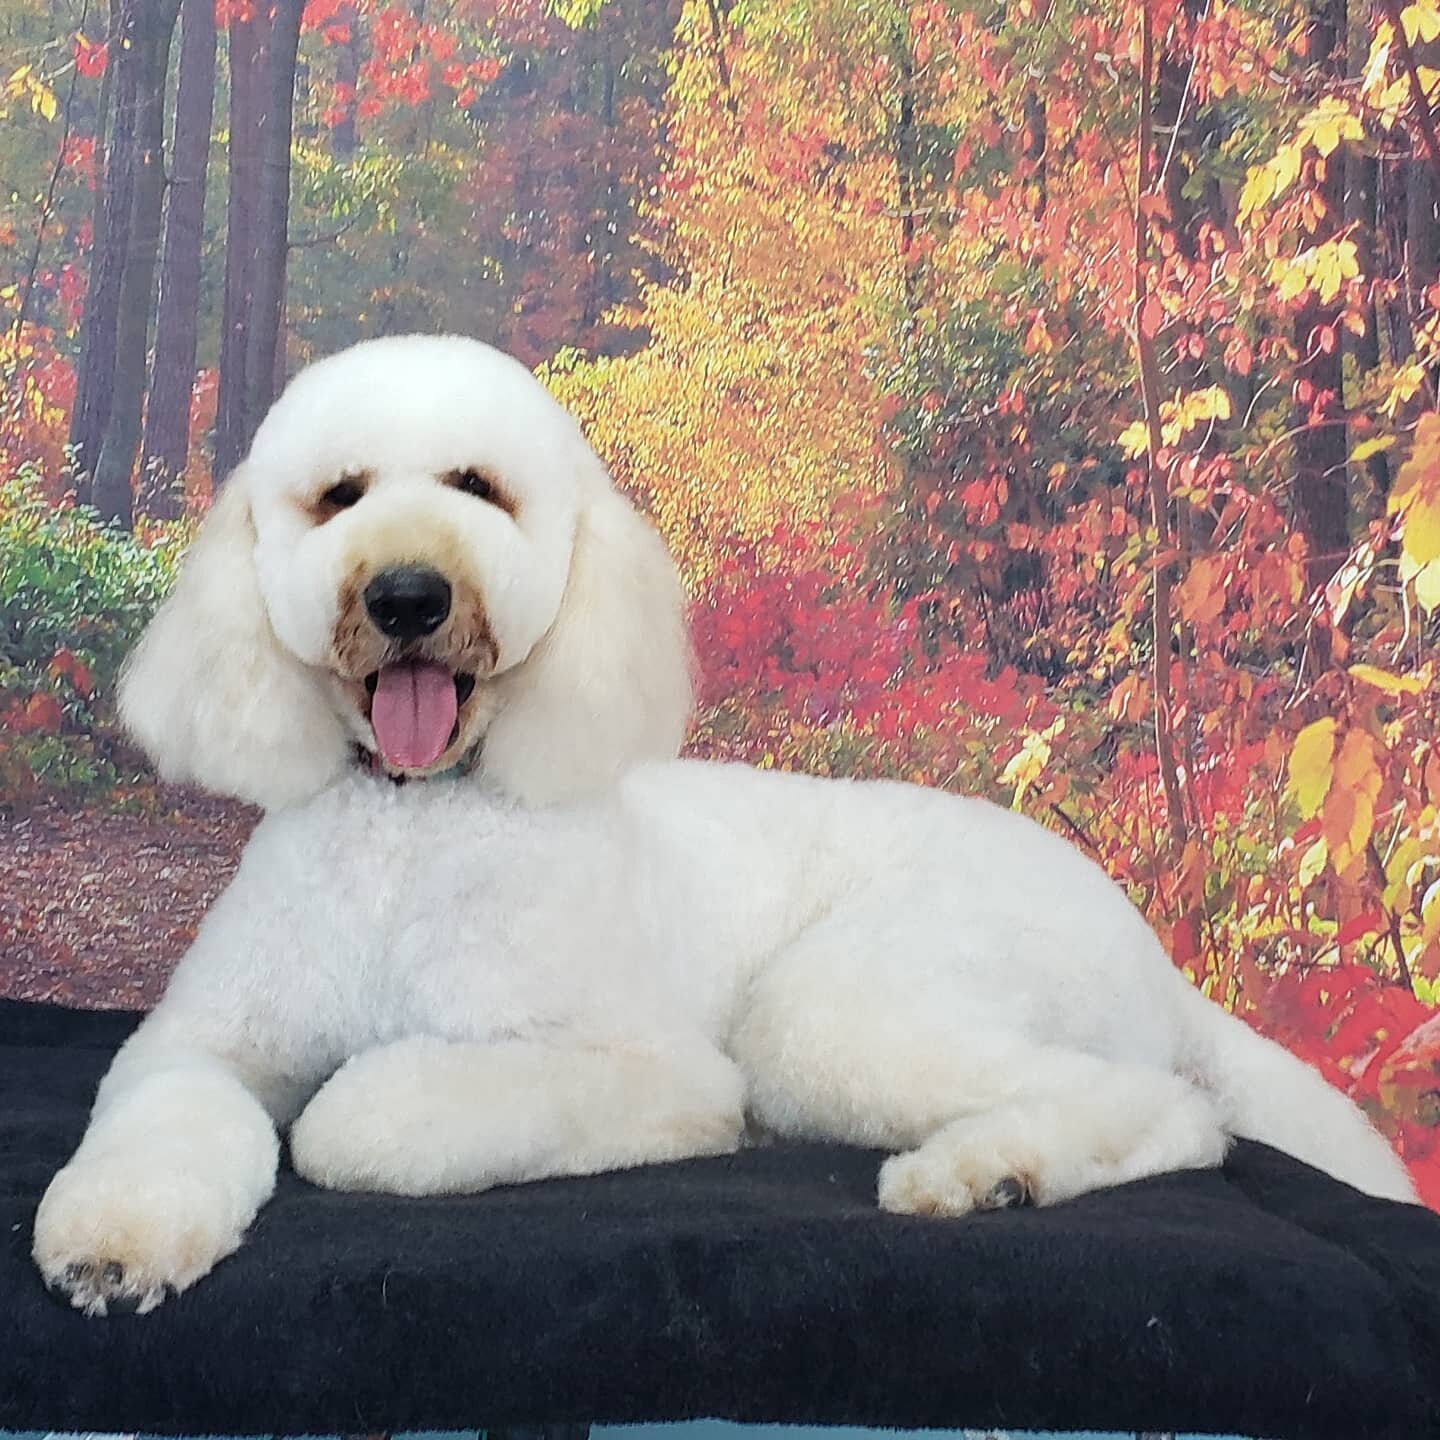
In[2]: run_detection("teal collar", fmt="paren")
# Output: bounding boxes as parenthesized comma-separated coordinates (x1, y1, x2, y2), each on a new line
(352, 742, 483, 786)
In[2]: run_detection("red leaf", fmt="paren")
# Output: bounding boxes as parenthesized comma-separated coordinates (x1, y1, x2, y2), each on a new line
(1335, 909, 1386, 947)
(21, 693, 63, 735)
(72, 35, 107, 77)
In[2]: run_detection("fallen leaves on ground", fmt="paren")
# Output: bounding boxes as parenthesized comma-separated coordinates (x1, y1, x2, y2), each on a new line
(1, 789, 257, 1009)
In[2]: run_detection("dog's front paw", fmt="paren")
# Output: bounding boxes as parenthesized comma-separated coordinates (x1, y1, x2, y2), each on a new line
(33, 1160, 245, 1316)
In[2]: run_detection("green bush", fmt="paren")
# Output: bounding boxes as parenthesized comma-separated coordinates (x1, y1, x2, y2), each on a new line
(0, 466, 187, 797)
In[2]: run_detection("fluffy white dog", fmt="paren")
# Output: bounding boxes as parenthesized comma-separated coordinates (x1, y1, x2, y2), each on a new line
(34, 335, 1416, 1316)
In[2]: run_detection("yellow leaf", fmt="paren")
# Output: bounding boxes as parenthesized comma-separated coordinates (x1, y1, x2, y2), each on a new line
(1000, 719, 1063, 808)
(1000, 745, 1044, 804)
(1299, 99, 1364, 158)
(1239, 166, 1274, 222)
(1391, 413, 1440, 572)
(1390, 413, 1440, 508)
(1273, 255, 1309, 302)
(1405, 492, 1440, 564)
(1272, 143, 1302, 198)
(1349, 663, 1426, 695)
(1385, 836, 1425, 912)
(1423, 878, 1440, 948)
(1351, 434, 1396, 461)
(1362, 36, 1393, 99)
(1314, 244, 1343, 303)
(1415, 556, 1440, 612)
(1289, 716, 1337, 818)
(1382, 364, 1428, 418)
(1403, 0, 1440, 45)
(1310, 115, 1342, 157)
(1117, 418, 1149, 458)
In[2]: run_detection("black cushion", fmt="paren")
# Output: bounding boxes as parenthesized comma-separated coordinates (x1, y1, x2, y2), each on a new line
(2, 998, 1438, 1440)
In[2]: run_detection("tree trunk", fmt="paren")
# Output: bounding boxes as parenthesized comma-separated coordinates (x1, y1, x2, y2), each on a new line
(1381, 149, 1414, 362)
(1135, 0, 1201, 968)
(215, 7, 262, 481)
(215, 0, 303, 479)
(1291, 0, 1349, 605)
(90, 0, 182, 527)
(1345, 2, 1390, 502)
(70, 0, 136, 496)
(1408, 118, 1437, 337)
(583, 35, 618, 336)
(243, 0, 304, 445)
(1022, 87, 1047, 219)
(1153, 0, 1207, 258)
(1347, 150, 1391, 497)
(893, 23, 921, 327)
(68, 0, 114, 497)
(139, 0, 216, 519)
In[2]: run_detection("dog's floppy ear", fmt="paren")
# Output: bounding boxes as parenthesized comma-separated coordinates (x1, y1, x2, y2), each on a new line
(481, 446, 693, 804)
(118, 465, 349, 809)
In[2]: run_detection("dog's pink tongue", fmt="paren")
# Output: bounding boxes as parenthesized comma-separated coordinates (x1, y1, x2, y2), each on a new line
(370, 661, 457, 769)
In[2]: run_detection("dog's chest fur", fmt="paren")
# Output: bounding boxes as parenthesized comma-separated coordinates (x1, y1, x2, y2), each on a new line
(188, 772, 760, 1075)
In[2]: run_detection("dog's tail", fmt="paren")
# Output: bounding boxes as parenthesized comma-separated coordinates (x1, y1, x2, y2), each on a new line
(1183, 985, 1417, 1203)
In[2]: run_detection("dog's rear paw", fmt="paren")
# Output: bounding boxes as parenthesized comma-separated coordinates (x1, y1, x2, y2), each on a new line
(877, 1136, 1040, 1218)
(34, 1161, 244, 1316)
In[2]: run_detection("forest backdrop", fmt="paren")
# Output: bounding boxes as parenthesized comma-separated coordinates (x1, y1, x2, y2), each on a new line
(2, 0, 1440, 1199)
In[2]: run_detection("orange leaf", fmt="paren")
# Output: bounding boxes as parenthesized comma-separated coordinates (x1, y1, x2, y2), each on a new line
(1321, 728, 1383, 874)
(21, 692, 63, 735)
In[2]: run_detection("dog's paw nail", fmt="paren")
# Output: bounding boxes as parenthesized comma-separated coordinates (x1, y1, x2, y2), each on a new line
(63, 1260, 95, 1285)
(982, 1176, 1032, 1209)
(103, 1261, 124, 1285)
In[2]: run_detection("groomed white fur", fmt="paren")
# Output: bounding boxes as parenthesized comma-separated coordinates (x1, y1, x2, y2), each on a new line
(36, 335, 1417, 1316)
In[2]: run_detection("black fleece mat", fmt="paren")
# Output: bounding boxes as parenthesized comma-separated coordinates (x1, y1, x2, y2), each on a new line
(2, 998, 1439, 1440)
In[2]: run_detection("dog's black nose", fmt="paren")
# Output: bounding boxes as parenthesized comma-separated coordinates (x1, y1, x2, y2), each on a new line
(364, 565, 452, 640)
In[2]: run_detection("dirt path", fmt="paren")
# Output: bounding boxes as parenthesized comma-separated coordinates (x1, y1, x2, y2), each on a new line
(1, 791, 257, 1009)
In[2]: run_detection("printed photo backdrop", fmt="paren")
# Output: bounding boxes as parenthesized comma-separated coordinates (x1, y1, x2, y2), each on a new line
(1, 0, 1439, 1198)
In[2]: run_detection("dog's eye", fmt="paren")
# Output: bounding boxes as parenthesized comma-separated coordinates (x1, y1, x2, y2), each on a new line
(448, 468, 503, 506)
(319, 479, 365, 511)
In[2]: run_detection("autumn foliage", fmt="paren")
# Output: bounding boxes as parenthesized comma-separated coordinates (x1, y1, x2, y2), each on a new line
(2, 0, 1440, 1196)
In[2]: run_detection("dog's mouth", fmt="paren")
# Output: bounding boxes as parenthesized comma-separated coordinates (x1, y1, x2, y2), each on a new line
(362, 662, 477, 770)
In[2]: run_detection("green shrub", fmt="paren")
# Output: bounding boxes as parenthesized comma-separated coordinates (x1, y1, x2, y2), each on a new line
(0, 466, 187, 798)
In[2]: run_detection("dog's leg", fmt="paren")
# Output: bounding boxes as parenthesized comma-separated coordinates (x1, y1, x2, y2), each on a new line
(289, 1034, 746, 1195)
(731, 920, 1227, 1213)
(874, 1060, 1227, 1214)
(32, 1009, 291, 1316)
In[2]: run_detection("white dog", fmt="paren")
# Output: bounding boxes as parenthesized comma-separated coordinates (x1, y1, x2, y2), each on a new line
(33, 335, 1416, 1316)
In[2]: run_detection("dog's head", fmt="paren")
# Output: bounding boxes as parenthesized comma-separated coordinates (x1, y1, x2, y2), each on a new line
(119, 335, 692, 809)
